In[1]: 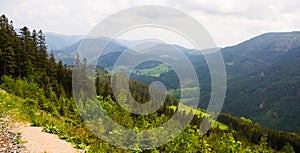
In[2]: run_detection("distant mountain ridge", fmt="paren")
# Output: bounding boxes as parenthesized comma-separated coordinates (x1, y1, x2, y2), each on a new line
(222, 31, 300, 77)
(48, 35, 200, 66)
(44, 32, 83, 51)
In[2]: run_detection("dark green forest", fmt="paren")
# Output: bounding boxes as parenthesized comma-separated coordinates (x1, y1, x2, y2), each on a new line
(1, 14, 300, 152)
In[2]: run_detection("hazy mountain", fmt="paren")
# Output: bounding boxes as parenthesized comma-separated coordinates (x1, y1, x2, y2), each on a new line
(51, 36, 198, 66)
(44, 32, 83, 51)
(117, 38, 166, 48)
(52, 37, 127, 65)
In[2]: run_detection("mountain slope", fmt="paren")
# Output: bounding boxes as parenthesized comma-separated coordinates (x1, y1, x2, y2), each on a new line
(222, 31, 300, 77)
(44, 32, 82, 51)
(53, 38, 127, 65)
(209, 32, 300, 132)
(224, 47, 300, 132)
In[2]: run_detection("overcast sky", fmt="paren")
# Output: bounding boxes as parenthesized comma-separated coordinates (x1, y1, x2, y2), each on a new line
(1, 0, 300, 47)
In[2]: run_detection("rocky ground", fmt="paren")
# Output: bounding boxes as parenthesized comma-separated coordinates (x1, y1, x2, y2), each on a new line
(0, 117, 25, 153)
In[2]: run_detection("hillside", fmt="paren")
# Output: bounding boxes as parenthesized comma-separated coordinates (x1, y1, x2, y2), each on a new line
(1, 74, 299, 152)
(188, 32, 300, 133)
(224, 46, 300, 132)
(222, 31, 300, 77)
(1, 14, 300, 152)
(109, 31, 300, 133)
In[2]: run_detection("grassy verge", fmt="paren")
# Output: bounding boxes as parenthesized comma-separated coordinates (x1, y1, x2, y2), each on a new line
(0, 88, 120, 152)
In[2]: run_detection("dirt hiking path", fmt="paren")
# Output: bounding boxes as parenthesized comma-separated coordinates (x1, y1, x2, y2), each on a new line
(13, 123, 81, 153)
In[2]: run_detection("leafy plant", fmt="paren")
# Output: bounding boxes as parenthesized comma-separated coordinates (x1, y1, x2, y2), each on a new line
(42, 124, 60, 134)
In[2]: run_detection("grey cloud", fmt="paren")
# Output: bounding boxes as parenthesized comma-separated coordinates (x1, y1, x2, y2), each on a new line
(0, 0, 299, 47)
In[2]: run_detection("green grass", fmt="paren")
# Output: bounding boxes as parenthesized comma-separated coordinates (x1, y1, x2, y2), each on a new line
(168, 87, 199, 92)
(180, 97, 196, 103)
(167, 103, 228, 130)
(167, 87, 199, 98)
(136, 63, 171, 77)
(167, 87, 202, 107)
(106, 64, 171, 77)
(0, 89, 25, 121)
(168, 103, 205, 116)
(106, 63, 171, 78)
(212, 121, 228, 130)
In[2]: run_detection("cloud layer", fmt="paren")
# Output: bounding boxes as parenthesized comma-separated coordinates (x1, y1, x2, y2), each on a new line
(1, 0, 299, 47)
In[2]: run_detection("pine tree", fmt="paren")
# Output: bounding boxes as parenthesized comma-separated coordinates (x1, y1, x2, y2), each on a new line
(12, 28, 22, 77)
(0, 15, 16, 76)
(47, 50, 57, 78)
(31, 29, 39, 70)
(20, 26, 34, 78)
(37, 30, 48, 72)
(57, 60, 64, 84)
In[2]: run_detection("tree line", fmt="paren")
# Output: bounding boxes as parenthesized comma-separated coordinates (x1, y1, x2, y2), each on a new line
(0, 14, 72, 98)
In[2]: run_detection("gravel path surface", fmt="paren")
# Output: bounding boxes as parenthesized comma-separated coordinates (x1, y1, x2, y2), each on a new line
(0, 117, 82, 153)
(21, 126, 81, 153)
(0, 117, 25, 153)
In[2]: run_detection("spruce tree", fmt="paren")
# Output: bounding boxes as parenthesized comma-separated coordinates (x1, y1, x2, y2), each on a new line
(0, 15, 16, 76)
(37, 30, 48, 71)
(20, 26, 34, 78)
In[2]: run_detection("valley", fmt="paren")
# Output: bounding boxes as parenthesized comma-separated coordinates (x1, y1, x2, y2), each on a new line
(51, 31, 300, 133)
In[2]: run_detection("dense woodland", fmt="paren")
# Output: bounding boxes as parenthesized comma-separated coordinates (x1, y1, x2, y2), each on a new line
(1, 14, 300, 152)
(0, 15, 72, 98)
